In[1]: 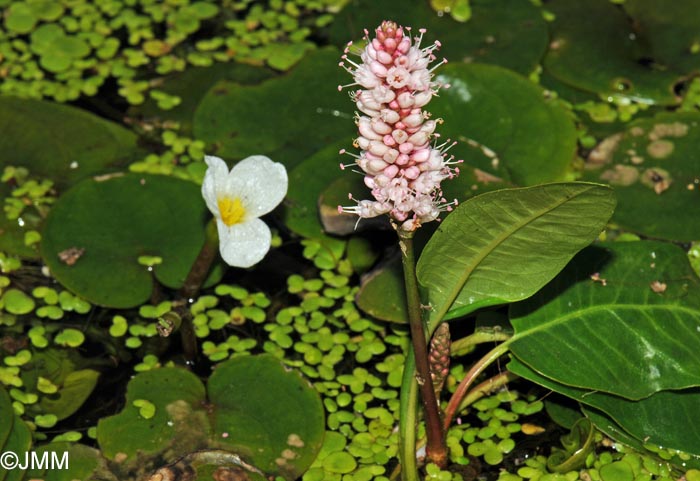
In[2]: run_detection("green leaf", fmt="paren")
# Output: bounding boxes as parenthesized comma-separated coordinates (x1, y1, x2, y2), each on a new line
(318, 174, 390, 236)
(0, 388, 14, 451)
(5, 2, 37, 34)
(132, 62, 274, 131)
(40, 369, 99, 421)
(326, 0, 548, 75)
(1, 289, 35, 315)
(285, 141, 348, 240)
(208, 355, 325, 480)
(0, 97, 142, 189)
(25, 443, 103, 481)
(583, 112, 700, 242)
(509, 241, 700, 400)
(417, 183, 616, 324)
(623, 0, 700, 73)
(40, 174, 221, 308)
(0, 183, 40, 258)
(284, 141, 347, 261)
(97, 367, 208, 461)
(193, 48, 353, 170)
(543, 0, 682, 105)
(509, 358, 700, 462)
(431, 63, 578, 185)
(0, 388, 32, 481)
(356, 256, 407, 323)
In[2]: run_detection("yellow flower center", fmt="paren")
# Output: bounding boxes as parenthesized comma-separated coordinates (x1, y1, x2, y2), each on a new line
(218, 197, 246, 226)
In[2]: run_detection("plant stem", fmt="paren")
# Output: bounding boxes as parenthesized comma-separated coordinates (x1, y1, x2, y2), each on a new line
(456, 371, 518, 414)
(398, 229, 447, 468)
(398, 350, 419, 481)
(178, 219, 219, 362)
(181, 220, 219, 299)
(442, 341, 511, 430)
(450, 329, 512, 357)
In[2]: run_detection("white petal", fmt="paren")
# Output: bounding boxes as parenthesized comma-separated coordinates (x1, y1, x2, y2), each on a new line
(216, 217, 272, 268)
(227, 155, 288, 218)
(202, 155, 231, 216)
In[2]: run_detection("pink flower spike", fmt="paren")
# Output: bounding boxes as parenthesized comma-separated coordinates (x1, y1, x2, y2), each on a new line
(336, 20, 460, 231)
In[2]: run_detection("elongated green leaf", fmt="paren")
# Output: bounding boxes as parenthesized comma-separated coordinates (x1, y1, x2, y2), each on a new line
(509, 357, 700, 462)
(417, 183, 616, 324)
(509, 241, 700, 399)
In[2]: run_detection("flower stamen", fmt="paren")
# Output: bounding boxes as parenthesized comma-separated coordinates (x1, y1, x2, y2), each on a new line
(218, 197, 246, 226)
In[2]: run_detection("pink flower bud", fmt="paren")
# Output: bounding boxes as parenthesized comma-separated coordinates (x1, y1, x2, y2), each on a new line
(397, 92, 415, 109)
(383, 148, 399, 163)
(392, 129, 409, 144)
(402, 113, 424, 128)
(371, 118, 392, 135)
(381, 109, 400, 124)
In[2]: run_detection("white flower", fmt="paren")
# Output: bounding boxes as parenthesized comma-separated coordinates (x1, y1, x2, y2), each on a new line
(201, 155, 288, 268)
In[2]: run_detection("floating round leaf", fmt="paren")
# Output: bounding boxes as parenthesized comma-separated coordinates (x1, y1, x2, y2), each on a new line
(0, 387, 32, 474)
(25, 442, 102, 481)
(0, 96, 142, 189)
(208, 354, 325, 480)
(584, 112, 700, 241)
(543, 0, 683, 105)
(431, 63, 577, 186)
(97, 367, 207, 461)
(41, 173, 221, 308)
(1, 288, 35, 315)
(193, 48, 352, 169)
(5, 2, 37, 34)
(326, 0, 548, 75)
(132, 62, 273, 130)
(623, 0, 700, 73)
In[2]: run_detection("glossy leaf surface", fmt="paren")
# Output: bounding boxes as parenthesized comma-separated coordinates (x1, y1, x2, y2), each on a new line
(584, 112, 700, 242)
(543, 0, 682, 105)
(432, 63, 577, 185)
(41, 173, 220, 308)
(97, 367, 207, 461)
(509, 358, 700, 460)
(193, 48, 353, 170)
(327, 0, 548, 75)
(208, 355, 325, 481)
(509, 241, 700, 399)
(0, 96, 142, 188)
(417, 183, 615, 324)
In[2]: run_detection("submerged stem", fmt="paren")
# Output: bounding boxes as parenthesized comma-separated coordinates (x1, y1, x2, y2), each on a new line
(178, 219, 219, 362)
(443, 341, 511, 430)
(398, 229, 447, 469)
(398, 350, 419, 481)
